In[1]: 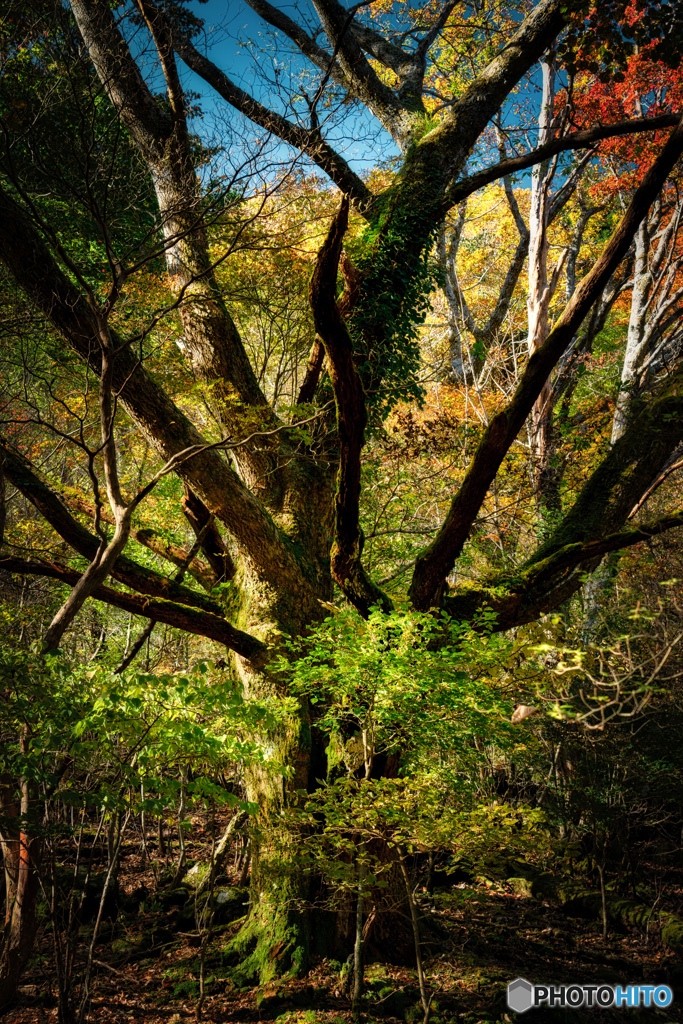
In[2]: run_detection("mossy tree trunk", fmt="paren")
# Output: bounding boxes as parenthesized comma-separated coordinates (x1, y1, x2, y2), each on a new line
(192, 444, 337, 984)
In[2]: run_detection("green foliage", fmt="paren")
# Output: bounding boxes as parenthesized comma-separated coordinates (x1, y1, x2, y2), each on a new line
(274, 1013, 345, 1024)
(281, 606, 516, 768)
(0, 647, 291, 829)
(284, 773, 550, 902)
(273, 608, 551, 901)
(0, 6, 159, 289)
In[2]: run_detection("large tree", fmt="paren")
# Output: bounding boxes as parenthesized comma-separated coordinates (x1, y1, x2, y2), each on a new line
(1, 0, 683, 989)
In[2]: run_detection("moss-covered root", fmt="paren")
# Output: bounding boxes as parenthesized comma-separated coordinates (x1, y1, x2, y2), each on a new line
(508, 868, 683, 955)
(226, 903, 309, 988)
(661, 913, 683, 953)
(562, 892, 683, 954)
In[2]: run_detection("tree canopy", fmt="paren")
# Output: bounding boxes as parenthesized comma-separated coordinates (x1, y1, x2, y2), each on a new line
(1, 0, 683, 1004)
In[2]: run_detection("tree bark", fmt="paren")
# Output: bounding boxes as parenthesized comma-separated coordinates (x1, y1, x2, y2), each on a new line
(526, 57, 565, 511)
(309, 198, 392, 616)
(0, 731, 43, 1010)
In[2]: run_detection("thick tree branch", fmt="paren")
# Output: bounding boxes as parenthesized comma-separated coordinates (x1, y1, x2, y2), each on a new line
(395, 1, 458, 107)
(181, 486, 236, 583)
(66, 0, 174, 169)
(0, 444, 225, 617)
(441, 507, 683, 635)
(309, 198, 391, 615)
(410, 111, 683, 610)
(297, 248, 362, 405)
(296, 338, 326, 407)
(69, 0, 282, 500)
(415, 2, 458, 60)
(246, 0, 455, 140)
(442, 351, 683, 634)
(63, 493, 217, 591)
(0, 184, 309, 602)
(350, 0, 568, 383)
(310, 0, 419, 143)
(247, 0, 414, 143)
(395, 0, 566, 198)
(526, 511, 683, 591)
(529, 367, 683, 567)
(348, 18, 414, 73)
(442, 114, 680, 214)
(0, 558, 267, 664)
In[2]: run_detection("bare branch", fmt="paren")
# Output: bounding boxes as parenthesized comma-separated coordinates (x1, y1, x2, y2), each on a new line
(181, 487, 236, 584)
(245, 0, 351, 86)
(442, 114, 680, 215)
(629, 452, 683, 518)
(171, 30, 374, 213)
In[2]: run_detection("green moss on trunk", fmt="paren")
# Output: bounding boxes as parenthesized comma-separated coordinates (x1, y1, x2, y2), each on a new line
(226, 874, 309, 987)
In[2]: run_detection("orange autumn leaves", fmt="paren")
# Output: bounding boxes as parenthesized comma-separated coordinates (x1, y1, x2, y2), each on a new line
(560, 49, 683, 198)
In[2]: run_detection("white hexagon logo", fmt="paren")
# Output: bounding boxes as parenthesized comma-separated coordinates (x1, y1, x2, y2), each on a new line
(508, 977, 534, 1014)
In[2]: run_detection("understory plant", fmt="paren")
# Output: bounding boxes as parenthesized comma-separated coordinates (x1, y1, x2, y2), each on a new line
(0, 646, 289, 1019)
(272, 608, 552, 1018)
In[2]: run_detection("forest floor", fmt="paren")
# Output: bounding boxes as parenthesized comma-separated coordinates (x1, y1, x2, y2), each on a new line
(3, 814, 683, 1024)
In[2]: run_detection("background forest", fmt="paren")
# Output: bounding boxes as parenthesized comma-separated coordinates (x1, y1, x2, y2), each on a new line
(1, 0, 683, 1022)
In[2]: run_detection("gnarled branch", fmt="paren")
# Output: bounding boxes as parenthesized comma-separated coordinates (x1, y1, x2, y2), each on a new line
(309, 198, 391, 616)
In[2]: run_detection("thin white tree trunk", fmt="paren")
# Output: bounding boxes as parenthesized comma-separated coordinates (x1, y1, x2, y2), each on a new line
(611, 219, 650, 442)
(527, 58, 556, 361)
(526, 57, 560, 502)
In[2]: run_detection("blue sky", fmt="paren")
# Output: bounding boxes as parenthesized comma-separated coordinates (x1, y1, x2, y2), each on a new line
(174, 1, 545, 189)
(178, 1, 402, 178)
